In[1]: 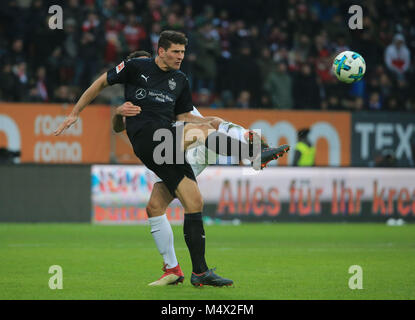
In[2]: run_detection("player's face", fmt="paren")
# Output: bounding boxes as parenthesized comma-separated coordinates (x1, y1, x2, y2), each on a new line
(160, 44, 185, 70)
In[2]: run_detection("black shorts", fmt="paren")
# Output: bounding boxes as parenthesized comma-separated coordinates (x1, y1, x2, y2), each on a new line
(130, 121, 196, 198)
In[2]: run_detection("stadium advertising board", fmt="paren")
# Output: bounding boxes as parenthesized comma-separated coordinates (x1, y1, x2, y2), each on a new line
(92, 165, 415, 223)
(114, 109, 351, 166)
(0, 103, 111, 163)
(198, 167, 415, 222)
(91, 165, 185, 224)
(351, 112, 415, 167)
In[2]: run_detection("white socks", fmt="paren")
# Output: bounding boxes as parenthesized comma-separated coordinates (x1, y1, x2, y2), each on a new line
(148, 214, 178, 269)
(217, 121, 248, 164)
(218, 121, 248, 144)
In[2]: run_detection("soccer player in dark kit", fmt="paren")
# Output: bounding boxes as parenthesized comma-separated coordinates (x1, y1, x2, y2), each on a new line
(55, 31, 289, 287)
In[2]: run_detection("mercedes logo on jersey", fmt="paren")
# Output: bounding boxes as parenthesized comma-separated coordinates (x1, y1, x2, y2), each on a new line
(135, 88, 147, 100)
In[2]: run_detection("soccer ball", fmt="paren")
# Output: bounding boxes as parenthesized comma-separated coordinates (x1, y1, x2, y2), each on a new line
(332, 51, 366, 83)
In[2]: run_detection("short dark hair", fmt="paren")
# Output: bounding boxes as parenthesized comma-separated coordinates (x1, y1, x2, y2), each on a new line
(158, 30, 188, 51)
(126, 50, 152, 60)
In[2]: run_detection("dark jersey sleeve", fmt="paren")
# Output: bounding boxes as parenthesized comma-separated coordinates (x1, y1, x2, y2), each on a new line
(174, 76, 193, 116)
(107, 59, 136, 85)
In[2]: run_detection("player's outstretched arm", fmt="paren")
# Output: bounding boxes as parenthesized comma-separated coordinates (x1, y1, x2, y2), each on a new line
(54, 73, 109, 136)
(112, 102, 141, 133)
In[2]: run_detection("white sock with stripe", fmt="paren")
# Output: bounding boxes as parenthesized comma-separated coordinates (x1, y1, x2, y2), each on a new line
(217, 121, 251, 164)
(148, 214, 178, 269)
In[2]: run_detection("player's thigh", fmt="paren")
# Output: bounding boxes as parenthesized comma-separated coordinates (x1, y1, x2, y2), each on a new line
(183, 123, 214, 151)
(175, 176, 203, 213)
(147, 182, 174, 217)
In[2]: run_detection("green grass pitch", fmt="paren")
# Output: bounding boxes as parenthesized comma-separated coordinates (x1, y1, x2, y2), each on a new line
(0, 223, 414, 300)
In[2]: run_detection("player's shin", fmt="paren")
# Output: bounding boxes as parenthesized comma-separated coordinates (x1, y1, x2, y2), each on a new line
(148, 214, 178, 269)
(204, 129, 261, 162)
(183, 212, 208, 274)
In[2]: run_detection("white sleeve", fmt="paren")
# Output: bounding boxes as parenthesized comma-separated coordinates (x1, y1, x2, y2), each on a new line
(190, 106, 203, 117)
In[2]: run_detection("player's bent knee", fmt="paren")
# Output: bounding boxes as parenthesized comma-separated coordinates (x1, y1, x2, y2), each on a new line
(190, 193, 204, 212)
(180, 192, 203, 213)
(210, 117, 224, 130)
(146, 200, 164, 217)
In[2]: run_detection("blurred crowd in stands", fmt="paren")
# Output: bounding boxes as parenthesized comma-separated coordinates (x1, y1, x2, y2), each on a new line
(0, 0, 414, 111)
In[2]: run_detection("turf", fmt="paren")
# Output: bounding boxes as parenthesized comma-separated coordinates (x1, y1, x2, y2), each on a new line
(0, 223, 414, 300)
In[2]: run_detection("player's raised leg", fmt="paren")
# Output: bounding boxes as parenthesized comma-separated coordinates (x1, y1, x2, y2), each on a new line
(185, 117, 290, 170)
(207, 116, 270, 152)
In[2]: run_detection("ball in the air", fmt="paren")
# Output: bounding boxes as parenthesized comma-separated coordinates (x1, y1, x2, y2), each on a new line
(332, 51, 366, 83)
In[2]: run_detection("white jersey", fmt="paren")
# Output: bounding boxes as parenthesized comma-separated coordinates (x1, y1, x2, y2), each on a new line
(154, 107, 216, 183)
(187, 106, 240, 169)
(185, 106, 217, 177)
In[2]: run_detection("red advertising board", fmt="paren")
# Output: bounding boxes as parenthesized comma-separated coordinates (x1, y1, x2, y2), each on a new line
(0, 103, 111, 163)
(114, 108, 351, 166)
(1, 104, 350, 166)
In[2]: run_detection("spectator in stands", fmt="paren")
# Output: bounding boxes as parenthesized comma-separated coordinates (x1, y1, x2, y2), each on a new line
(291, 34, 312, 68)
(60, 19, 78, 84)
(191, 21, 221, 92)
(74, 11, 105, 89)
(230, 43, 262, 106)
(384, 34, 411, 80)
(9, 38, 26, 65)
(101, 0, 118, 20)
(64, 0, 82, 25)
(195, 88, 212, 107)
(352, 97, 365, 111)
(368, 92, 382, 110)
(384, 95, 402, 112)
(0, 62, 18, 101)
(325, 95, 344, 111)
(104, 17, 127, 64)
(12, 61, 29, 102)
(264, 62, 293, 109)
(53, 85, 76, 104)
(162, 12, 185, 31)
(149, 22, 162, 55)
(28, 66, 49, 102)
(0, 0, 414, 112)
(258, 92, 273, 109)
(235, 90, 251, 109)
(293, 63, 321, 109)
(123, 14, 148, 53)
(379, 73, 393, 100)
(219, 90, 235, 109)
(256, 47, 276, 86)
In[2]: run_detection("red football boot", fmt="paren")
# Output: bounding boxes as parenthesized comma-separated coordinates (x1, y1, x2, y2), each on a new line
(148, 263, 184, 286)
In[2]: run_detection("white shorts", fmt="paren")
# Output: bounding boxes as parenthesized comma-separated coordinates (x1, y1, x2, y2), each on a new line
(153, 106, 239, 182)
